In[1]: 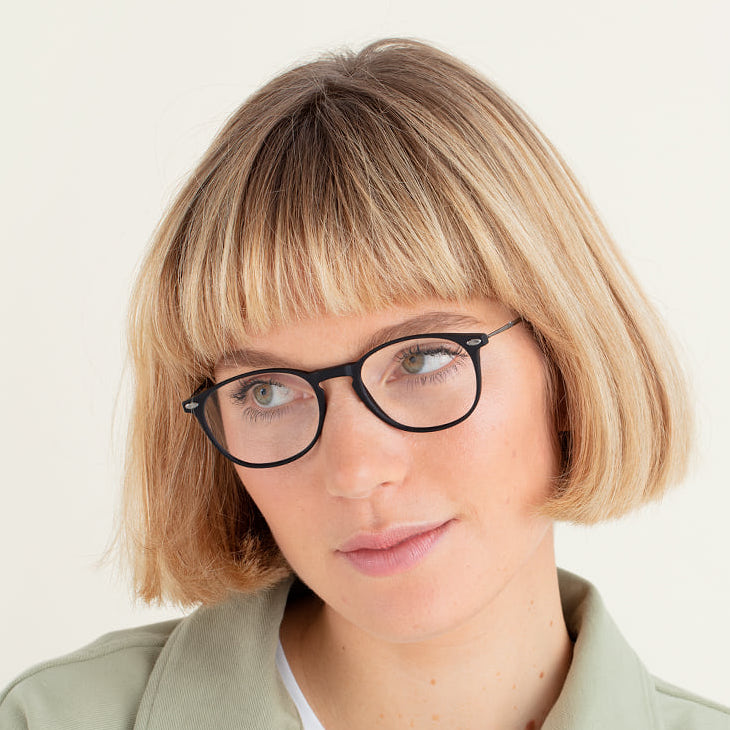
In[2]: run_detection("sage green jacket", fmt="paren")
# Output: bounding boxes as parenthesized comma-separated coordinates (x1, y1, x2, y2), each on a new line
(1, 571, 728, 729)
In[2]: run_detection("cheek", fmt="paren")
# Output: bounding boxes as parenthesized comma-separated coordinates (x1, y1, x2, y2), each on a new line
(425, 374, 559, 509)
(233, 464, 326, 568)
(234, 467, 297, 535)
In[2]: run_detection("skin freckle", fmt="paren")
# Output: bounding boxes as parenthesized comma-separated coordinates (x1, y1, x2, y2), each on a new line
(432, 714, 440, 721)
(512, 683, 517, 690)
(430, 678, 436, 685)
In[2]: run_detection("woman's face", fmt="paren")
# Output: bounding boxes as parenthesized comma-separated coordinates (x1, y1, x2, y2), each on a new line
(218, 298, 561, 642)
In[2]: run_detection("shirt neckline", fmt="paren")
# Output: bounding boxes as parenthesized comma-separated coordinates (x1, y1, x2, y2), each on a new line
(276, 638, 326, 730)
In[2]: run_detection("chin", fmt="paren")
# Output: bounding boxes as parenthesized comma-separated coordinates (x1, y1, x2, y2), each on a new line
(322, 563, 508, 645)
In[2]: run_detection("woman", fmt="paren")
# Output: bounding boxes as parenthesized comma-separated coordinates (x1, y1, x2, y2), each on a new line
(1, 38, 727, 729)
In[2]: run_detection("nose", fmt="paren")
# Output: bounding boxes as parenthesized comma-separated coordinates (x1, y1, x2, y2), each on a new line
(315, 378, 411, 499)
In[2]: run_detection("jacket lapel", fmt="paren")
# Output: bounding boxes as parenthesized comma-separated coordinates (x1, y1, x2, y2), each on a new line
(543, 570, 661, 729)
(134, 578, 302, 730)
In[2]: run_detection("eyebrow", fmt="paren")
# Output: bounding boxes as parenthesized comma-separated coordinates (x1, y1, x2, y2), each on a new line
(218, 311, 484, 372)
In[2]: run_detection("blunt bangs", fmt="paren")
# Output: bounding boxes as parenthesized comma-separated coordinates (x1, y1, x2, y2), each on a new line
(171, 79, 512, 364)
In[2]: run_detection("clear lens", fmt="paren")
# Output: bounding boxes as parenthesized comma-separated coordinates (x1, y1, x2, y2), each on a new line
(204, 372, 320, 465)
(361, 337, 476, 428)
(202, 336, 477, 466)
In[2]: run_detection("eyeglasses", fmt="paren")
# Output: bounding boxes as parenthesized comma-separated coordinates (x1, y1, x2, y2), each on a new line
(182, 318, 522, 468)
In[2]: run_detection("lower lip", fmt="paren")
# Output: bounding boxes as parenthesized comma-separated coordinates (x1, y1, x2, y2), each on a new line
(338, 521, 453, 577)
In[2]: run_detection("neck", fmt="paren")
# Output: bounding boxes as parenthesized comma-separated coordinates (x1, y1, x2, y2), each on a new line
(281, 531, 572, 730)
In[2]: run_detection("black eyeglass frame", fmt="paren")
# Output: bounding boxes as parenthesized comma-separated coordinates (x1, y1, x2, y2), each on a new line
(182, 317, 522, 469)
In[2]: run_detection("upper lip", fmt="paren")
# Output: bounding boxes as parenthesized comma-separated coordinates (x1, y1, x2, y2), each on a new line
(337, 520, 450, 552)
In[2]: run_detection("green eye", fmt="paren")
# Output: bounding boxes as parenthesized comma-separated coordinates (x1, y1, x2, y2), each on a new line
(399, 348, 456, 377)
(253, 385, 274, 406)
(402, 353, 425, 374)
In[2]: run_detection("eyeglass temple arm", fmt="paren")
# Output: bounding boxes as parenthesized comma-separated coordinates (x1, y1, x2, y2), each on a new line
(485, 317, 523, 340)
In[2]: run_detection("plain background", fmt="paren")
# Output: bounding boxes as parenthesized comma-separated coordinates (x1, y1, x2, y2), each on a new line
(2, 0, 728, 707)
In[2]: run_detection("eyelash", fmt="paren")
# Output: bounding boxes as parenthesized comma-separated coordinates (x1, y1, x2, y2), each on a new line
(394, 343, 462, 363)
(240, 405, 291, 423)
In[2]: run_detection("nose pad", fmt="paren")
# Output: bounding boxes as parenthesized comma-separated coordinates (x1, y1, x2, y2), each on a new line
(316, 379, 409, 499)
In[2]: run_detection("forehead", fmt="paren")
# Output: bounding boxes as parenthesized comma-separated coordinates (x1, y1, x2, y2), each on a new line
(216, 298, 514, 374)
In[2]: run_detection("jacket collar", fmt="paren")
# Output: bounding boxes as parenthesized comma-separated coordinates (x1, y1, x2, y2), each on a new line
(134, 571, 661, 729)
(134, 577, 301, 730)
(543, 570, 661, 729)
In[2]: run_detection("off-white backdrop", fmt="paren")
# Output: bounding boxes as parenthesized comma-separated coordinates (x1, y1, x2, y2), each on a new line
(2, 0, 728, 707)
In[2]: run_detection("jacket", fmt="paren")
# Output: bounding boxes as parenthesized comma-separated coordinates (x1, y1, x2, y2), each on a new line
(1, 570, 728, 729)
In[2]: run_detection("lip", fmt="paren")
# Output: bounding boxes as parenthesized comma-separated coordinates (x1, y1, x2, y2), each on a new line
(336, 520, 454, 577)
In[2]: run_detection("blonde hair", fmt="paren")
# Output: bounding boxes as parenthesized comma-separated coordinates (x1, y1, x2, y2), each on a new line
(122, 38, 692, 605)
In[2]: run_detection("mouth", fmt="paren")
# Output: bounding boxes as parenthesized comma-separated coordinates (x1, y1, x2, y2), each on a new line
(336, 520, 454, 577)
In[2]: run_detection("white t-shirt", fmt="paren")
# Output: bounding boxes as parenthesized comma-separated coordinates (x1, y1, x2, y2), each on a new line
(276, 639, 326, 730)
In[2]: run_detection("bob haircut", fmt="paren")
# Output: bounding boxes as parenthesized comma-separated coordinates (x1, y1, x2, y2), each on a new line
(122, 38, 692, 605)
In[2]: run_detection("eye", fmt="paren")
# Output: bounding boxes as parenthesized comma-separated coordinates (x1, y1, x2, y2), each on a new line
(233, 379, 296, 409)
(252, 382, 290, 407)
(398, 347, 459, 376)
